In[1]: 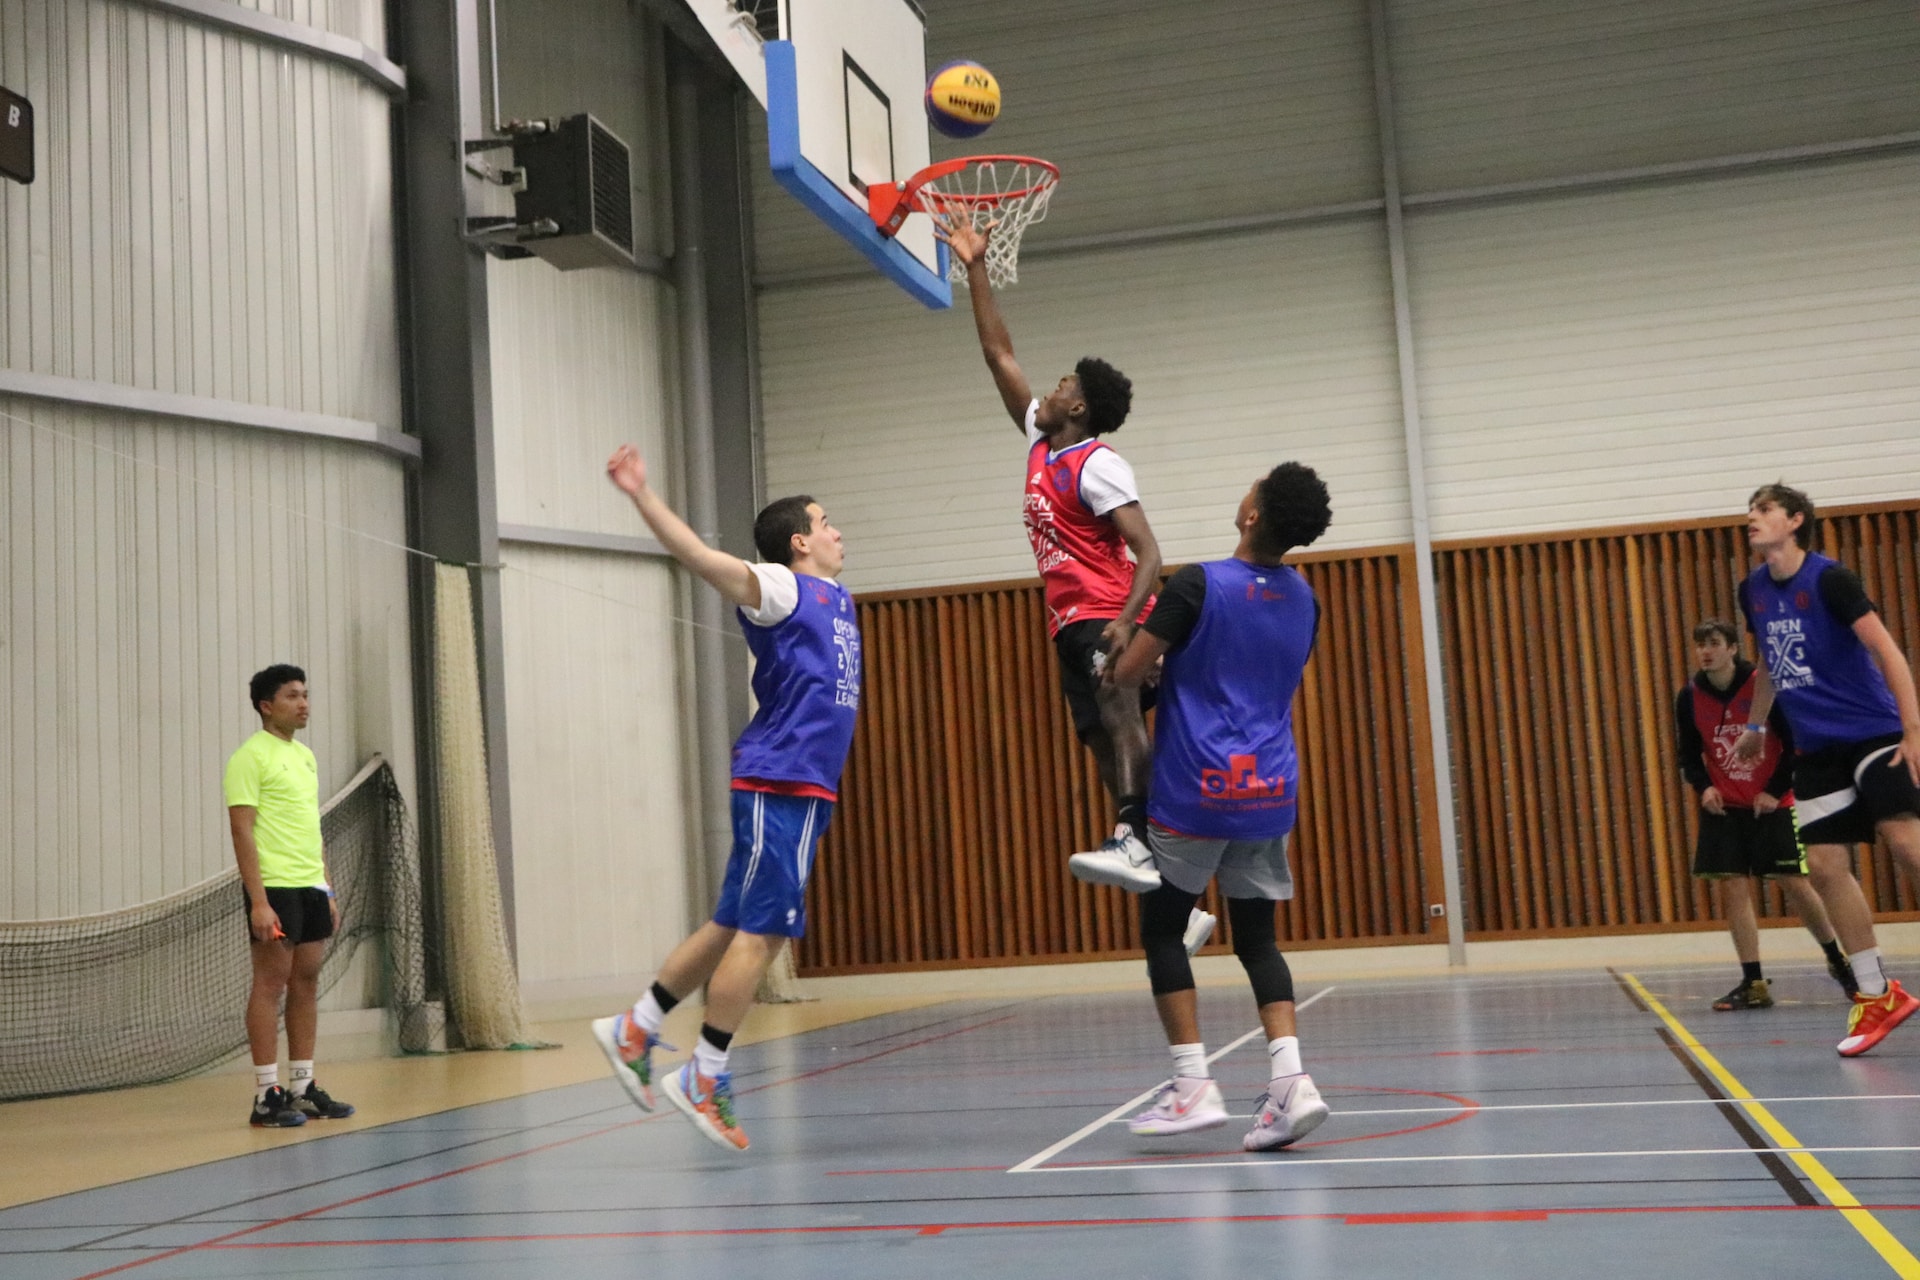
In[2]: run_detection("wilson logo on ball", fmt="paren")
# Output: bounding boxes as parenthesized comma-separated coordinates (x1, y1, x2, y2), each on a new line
(925, 60, 1001, 139)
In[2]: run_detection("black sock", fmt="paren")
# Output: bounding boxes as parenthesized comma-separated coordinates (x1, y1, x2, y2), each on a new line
(1742, 961, 1764, 983)
(1821, 939, 1846, 964)
(1117, 795, 1147, 835)
(699, 1023, 734, 1053)
(651, 980, 680, 1015)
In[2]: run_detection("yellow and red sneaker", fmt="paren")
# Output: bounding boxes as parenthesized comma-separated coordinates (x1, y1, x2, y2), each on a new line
(662, 1063, 749, 1152)
(1837, 979, 1920, 1057)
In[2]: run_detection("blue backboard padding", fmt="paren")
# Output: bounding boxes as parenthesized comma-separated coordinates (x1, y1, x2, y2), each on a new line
(765, 41, 951, 310)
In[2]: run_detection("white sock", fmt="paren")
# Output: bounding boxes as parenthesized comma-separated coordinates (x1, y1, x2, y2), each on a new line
(1170, 1042, 1209, 1080)
(289, 1060, 314, 1096)
(693, 1035, 730, 1080)
(1852, 947, 1887, 997)
(254, 1063, 279, 1103)
(631, 990, 667, 1036)
(1268, 1036, 1303, 1079)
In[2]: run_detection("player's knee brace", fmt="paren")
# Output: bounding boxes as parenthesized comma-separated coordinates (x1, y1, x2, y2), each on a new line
(1226, 896, 1294, 1007)
(1140, 884, 1202, 996)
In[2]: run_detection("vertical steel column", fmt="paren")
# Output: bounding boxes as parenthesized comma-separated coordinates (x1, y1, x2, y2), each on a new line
(393, 0, 517, 947)
(1369, 0, 1466, 964)
(667, 48, 737, 899)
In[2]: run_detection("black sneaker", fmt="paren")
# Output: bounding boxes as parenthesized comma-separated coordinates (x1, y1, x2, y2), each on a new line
(1713, 977, 1774, 1011)
(292, 1083, 356, 1120)
(1829, 953, 1861, 999)
(250, 1085, 307, 1127)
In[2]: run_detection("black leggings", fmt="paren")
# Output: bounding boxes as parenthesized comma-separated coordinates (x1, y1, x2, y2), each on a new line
(1140, 883, 1295, 1007)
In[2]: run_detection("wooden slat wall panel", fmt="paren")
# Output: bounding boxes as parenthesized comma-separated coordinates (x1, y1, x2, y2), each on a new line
(799, 550, 1437, 974)
(801, 502, 1920, 973)
(1438, 502, 1920, 937)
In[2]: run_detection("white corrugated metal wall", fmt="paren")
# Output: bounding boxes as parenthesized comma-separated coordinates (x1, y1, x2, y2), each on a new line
(752, 0, 1920, 589)
(486, 0, 696, 987)
(1, 0, 414, 926)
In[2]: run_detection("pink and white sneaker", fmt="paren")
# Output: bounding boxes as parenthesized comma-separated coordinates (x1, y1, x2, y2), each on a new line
(1128, 1075, 1228, 1136)
(1243, 1073, 1329, 1151)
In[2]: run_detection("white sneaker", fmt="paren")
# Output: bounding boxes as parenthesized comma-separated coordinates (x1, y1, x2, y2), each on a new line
(1128, 1075, 1228, 1136)
(1243, 1072, 1330, 1151)
(1069, 826, 1161, 892)
(1183, 908, 1217, 955)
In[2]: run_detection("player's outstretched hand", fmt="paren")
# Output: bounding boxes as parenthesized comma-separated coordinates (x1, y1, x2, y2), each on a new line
(932, 210, 999, 268)
(607, 444, 649, 498)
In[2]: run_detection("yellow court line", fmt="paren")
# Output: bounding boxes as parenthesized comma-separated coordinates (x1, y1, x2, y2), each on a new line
(1622, 972, 1920, 1279)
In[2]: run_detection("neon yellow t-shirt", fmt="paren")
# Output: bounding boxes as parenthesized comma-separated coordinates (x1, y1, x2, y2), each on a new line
(223, 731, 326, 888)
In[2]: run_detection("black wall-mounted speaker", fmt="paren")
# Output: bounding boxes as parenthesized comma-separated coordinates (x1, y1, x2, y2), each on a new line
(511, 113, 634, 270)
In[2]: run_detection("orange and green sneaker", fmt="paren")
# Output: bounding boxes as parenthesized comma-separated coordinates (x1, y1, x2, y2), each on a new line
(1837, 979, 1920, 1057)
(663, 1062, 749, 1152)
(591, 1013, 670, 1111)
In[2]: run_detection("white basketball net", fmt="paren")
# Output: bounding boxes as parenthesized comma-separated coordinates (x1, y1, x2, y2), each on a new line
(915, 158, 1058, 288)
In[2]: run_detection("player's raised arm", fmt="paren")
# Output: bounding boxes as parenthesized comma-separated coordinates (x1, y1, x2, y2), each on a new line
(607, 444, 761, 611)
(937, 216, 1032, 428)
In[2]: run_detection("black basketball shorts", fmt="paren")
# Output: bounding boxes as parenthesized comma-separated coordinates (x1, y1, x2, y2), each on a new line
(1793, 733, 1920, 847)
(1691, 806, 1807, 880)
(240, 885, 336, 946)
(1054, 617, 1155, 744)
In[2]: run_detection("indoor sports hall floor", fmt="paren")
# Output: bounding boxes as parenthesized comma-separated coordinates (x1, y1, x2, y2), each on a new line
(5, 960, 1920, 1279)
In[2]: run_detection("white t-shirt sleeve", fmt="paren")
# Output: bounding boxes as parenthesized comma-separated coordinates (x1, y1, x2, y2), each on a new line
(1023, 398, 1042, 446)
(740, 563, 800, 626)
(1079, 449, 1141, 516)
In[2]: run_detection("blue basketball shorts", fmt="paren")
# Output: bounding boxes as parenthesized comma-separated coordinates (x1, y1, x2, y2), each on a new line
(712, 789, 833, 938)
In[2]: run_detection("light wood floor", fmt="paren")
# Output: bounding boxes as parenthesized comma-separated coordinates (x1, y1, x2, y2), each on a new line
(0, 994, 947, 1211)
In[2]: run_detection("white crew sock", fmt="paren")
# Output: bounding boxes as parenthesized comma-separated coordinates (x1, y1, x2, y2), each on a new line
(1268, 1035, 1303, 1079)
(1852, 947, 1887, 997)
(693, 1034, 731, 1080)
(1170, 1042, 1209, 1080)
(289, 1060, 314, 1096)
(631, 989, 668, 1036)
(254, 1062, 279, 1103)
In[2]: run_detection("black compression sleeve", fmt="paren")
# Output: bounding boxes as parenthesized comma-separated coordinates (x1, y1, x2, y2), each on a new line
(1817, 564, 1876, 626)
(1674, 687, 1709, 793)
(1143, 564, 1206, 647)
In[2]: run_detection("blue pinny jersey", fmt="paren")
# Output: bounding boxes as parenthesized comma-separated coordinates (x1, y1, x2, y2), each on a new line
(1741, 553, 1900, 753)
(730, 574, 862, 795)
(1149, 559, 1316, 841)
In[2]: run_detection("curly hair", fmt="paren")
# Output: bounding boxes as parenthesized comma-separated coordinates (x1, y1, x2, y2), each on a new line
(753, 495, 817, 566)
(1074, 356, 1133, 436)
(1251, 463, 1332, 560)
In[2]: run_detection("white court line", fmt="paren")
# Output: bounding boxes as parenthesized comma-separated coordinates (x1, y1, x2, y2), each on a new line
(1098, 1092, 1920, 1124)
(1007, 986, 1334, 1174)
(1015, 1145, 1920, 1174)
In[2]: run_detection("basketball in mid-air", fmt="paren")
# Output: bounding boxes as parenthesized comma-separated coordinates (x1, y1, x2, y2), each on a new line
(925, 61, 1000, 139)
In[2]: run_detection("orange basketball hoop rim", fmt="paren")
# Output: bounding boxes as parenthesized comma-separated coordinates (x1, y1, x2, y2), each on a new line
(869, 155, 1058, 287)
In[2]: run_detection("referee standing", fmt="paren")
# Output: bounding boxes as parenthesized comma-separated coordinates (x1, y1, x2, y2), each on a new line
(225, 665, 356, 1127)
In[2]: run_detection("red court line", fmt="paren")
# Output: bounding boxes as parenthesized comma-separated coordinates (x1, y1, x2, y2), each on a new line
(70, 1010, 1021, 1280)
(141, 1201, 1920, 1251)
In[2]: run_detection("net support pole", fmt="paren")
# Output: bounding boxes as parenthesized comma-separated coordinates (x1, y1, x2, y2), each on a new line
(668, 46, 739, 905)
(1369, 0, 1467, 966)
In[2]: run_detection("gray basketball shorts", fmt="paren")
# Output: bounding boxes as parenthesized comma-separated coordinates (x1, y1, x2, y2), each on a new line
(1147, 825, 1295, 901)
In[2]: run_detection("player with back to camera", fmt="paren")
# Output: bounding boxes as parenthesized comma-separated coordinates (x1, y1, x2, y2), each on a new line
(226, 665, 356, 1128)
(1735, 483, 1920, 1055)
(939, 212, 1215, 956)
(1107, 463, 1333, 1151)
(592, 444, 861, 1152)
(1673, 618, 1853, 1011)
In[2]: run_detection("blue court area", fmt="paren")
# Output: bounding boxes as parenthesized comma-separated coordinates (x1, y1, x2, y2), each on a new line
(6, 964, 1919, 1280)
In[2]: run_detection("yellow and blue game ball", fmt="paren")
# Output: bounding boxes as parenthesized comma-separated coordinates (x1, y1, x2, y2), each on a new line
(925, 60, 1000, 139)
